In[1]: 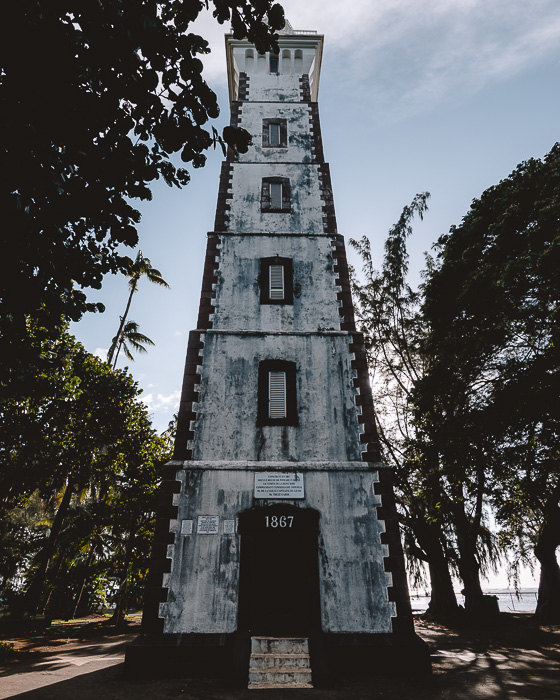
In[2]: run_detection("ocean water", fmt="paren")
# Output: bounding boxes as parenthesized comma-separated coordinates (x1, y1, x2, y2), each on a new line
(410, 588, 539, 614)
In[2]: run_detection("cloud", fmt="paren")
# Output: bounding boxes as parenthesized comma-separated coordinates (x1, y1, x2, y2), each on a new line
(94, 347, 108, 361)
(194, 0, 560, 118)
(142, 390, 181, 413)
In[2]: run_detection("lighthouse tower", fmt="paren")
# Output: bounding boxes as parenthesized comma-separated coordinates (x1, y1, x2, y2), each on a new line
(127, 21, 429, 685)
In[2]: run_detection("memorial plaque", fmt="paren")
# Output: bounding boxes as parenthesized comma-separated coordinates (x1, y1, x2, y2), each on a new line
(223, 520, 236, 534)
(180, 519, 193, 535)
(254, 472, 304, 499)
(197, 515, 219, 534)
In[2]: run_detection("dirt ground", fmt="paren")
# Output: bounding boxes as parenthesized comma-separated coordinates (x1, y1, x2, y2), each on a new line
(0, 612, 559, 699)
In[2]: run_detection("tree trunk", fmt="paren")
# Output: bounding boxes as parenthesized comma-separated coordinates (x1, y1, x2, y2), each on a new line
(413, 519, 458, 618)
(24, 476, 76, 615)
(534, 488, 560, 624)
(72, 541, 97, 619)
(426, 554, 458, 618)
(108, 279, 137, 366)
(109, 524, 136, 626)
(453, 502, 486, 619)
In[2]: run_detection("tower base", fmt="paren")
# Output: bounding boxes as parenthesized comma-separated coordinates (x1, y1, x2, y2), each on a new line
(124, 630, 431, 685)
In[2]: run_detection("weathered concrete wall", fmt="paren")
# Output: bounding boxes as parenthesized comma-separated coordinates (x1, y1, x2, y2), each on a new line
(160, 467, 395, 634)
(227, 163, 324, 234)
(212, 234, 341, 331)
(191, 331, 364, 462)
(236, 103, 314, 164)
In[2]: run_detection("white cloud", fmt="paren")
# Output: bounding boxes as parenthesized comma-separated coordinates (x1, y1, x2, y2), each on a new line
(94, 347, 108, 361)
(142, 390, 181, 413)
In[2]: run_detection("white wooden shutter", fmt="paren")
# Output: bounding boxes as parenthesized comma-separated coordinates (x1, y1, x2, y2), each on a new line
(269, 122, 281, 146)
(269, 371, 286, 418)
(270, 182, 282, 209)
(269, 265, 284, 300)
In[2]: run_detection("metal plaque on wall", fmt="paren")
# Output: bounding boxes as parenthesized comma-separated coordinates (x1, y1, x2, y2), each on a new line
(197, 515, 220, 534)
(254, 472, 304, 499)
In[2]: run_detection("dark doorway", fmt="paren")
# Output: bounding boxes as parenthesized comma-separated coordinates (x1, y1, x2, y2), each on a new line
(238, 505, 320, 635)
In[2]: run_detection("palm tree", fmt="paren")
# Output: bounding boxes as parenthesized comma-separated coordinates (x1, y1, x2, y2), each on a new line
(110, 320, 155, 369)
(107, 251, 169, 366)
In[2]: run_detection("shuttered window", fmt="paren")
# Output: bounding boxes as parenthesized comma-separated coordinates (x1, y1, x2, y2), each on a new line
(268, 371, 287, 419)
(262, 119, 287, 148)
(269, 265, 285, 300)
(270, 182, 282, 209)
(269, 122, 281, 146)
(258, 360, 298, 426)
(262, 177, 290, 212)
(260, 257, 293, 305)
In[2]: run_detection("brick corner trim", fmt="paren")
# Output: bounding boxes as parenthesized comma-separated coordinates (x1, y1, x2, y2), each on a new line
(318, 163, 338, 233)
(214, 163, 234, 232)
(140, 462, 181, 633)
(299, 74, 311, 102)
(238, 71, 250, 101)
(375, 466, 415, 635)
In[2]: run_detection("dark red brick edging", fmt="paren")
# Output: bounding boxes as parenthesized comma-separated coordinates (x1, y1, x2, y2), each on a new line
(238, 71, 249, 101)
(141, 461, 181, 634)
(299, 74, 311, 102)
(375, 466, 415, 634)
(214, 164, 234, 232)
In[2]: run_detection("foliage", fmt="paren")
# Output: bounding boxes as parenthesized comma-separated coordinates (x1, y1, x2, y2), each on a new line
(351, 194, 461, 618)
(110, 320, 155, 368)
(107, 251, 169, 367)
(0, 0, 284, 394)
(0, 323, 171, 618)
(417, 143, 560, 622)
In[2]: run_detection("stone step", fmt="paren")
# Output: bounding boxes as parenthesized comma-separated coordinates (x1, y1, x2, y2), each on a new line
(249, 668, 313, 687)
(250, 653, 311, 669)
(249, 683, 314, 690)
(248, 637, 313, 689)
(250, 636, 309, 655)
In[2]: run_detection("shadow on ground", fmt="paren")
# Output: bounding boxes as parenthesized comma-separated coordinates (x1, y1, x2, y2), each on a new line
(0, 614, 559, 699)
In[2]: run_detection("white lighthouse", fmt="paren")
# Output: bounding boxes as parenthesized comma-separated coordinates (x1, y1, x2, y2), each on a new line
(127, 20, 430, 686)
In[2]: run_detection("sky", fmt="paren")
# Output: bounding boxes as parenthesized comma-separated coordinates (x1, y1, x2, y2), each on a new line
(70, 0, 560, 586)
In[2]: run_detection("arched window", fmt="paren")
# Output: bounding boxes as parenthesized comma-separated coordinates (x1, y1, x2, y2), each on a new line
(245, 49, 254, 73)
(281, 49, 291, 74)
(294, 50, 303, 74)
(269, 52, 279, 73)
(257, 53, 266, 73)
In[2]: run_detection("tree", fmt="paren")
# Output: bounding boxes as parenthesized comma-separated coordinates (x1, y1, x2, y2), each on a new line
(351, 194, 460, 619)
(110, 320, 155, 369)
(418, 143, 560, 623)
(107, 251, 169, 366)
(0, 317, 166, 616)
(1, 0, 285, 388)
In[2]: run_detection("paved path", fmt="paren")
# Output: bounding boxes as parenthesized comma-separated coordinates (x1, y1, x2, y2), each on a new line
(1, 616, 559, 699)
(0, 636, 131, 699)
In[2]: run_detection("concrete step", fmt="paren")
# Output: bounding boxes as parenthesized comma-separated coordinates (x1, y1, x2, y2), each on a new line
(248, 637, 313, 689)
(250, 636, 309, 655)
(250, 653, 310, 669)
(249, 683, 314, 689)
(249, 668, 313, 687)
